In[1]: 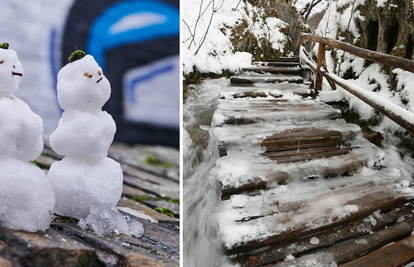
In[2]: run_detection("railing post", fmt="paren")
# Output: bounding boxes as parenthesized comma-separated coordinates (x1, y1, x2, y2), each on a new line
(315, 43, 326, 97)
(299, 33, 303, 46)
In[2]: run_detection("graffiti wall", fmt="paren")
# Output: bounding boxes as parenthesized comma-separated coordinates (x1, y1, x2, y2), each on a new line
(0, 0, 179, 147)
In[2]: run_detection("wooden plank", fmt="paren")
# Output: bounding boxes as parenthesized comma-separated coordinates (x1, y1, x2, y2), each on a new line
(301, 33, 414, 73)
(267, 57, 300, 62)
(242, 66, 301, 75)
(333, 215, 414, 265)
(221, 178, 412, 255)
(253, 61, 300, 67)
(265, 146, 353, 163)
(231, 206, 414, 267)
(339, 233, 414, 267)
(231, 74, 303, 84)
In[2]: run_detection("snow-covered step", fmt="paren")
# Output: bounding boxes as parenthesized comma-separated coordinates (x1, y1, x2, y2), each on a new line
(213, 119, 361, 157)
(219, 83, 311, 99)
(208, 167, 414, 255)
(231, 73, 303, 84)
(242, 66, 301, 75)
(214, 133, 384, 198)
(253, 61, 300, 67)
(212, 98, 341, 126)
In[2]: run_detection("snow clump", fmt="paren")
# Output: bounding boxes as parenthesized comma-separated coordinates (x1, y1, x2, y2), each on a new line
(0, 43, 55, 232)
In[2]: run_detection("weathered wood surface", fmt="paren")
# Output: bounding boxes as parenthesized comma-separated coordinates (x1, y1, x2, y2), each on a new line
(219, 83, 311, 99)
(231, 73, 303, 84)
(242, 66, 301, 75)
(301, 33, 414, 73)
(208, 57, 414, 266)
(0, 142, 180, 266)
(253, 61, 300, 67)
(232, 205, 414, 267)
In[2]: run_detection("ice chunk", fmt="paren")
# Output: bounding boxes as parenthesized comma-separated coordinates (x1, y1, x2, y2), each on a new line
(310, 236, 320, 245)
(49, 109, 115, 161)
(0, 156, 55, 232)
(78, 204, 144, 237)
(48, 157, 123, 219)
(0, 96, 43, 161)
(0, 47, 23, 98)
(57, 55, 110, 113)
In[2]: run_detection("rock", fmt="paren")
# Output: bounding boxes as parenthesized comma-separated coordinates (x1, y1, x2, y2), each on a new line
(0, 257, 12, 267)
(123, 253, 165, 267)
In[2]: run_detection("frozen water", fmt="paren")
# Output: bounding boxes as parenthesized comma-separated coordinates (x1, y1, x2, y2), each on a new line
(0, 96, 43, 161)
(78, 204, 144, 237)
(57, 55, 110, 114)
(49, 109, 116, 162)
(48, 157, 123, 219)
(0, 46, 55, 232)
(0, 48, 23, 98)
(0, 156, 55, 232)
(310, 237, 320, 245)
(48, 53, 123, 220)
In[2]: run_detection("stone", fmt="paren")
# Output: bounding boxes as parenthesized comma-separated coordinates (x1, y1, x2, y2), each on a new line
(123, 253, 165, 267)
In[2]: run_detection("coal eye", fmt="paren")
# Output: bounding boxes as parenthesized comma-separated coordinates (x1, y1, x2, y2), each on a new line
(13, 65, 15, 68)
(98, 71, 102, 75)
(84, 72, 93, 78)
(0, 60, 4, 64)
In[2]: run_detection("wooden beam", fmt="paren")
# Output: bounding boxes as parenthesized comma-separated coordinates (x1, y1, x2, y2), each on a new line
(315, 43, 326, 96)
(301, 33, 414, 73)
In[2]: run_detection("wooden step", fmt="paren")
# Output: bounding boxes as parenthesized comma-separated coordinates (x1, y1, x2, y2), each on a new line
(242, 66, 301, 75)
(231, 74, 303, 84)
(231, 205, 414, 266)
(212, 99, 341, 126)
(253, 61, 300, 67)
(267, 57, 300, 62)
(208, 167, 414, 255)
(219, 83, 311, 99)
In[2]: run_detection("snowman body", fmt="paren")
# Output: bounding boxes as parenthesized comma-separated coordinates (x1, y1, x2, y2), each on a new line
(0, 47, 55, 232)
(48, 55, 123, 219)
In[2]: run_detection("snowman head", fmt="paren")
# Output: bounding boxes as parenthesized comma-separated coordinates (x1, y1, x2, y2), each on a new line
(57, 51, 110, 113)
(0, 43, 23, 98)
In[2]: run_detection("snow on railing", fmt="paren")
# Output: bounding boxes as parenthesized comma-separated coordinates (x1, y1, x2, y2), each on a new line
(299, 33, 414, 134)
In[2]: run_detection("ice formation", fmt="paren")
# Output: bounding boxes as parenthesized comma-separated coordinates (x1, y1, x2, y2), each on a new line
(0, 43, 55, 232)
(48, 51, 123, 220)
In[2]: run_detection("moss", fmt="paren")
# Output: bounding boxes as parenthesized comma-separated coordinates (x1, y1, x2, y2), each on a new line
(0, 43, 9, 49)
(145, 155, 158, 165)
(57, 216, 79, 223)
(170, 199, 180, 204)
(154, 207, 179, 218)
(68, 50, 86, 63)
(132, 196, 149, 204)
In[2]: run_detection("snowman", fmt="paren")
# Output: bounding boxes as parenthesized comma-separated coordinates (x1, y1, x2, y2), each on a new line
(48, 50, 123, 219)
(0, 43, 55, 232)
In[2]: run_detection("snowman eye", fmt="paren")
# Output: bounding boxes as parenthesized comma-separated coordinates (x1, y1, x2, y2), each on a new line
(98, 71, 102, 75)
(0, 60, 3, 64)
(13, 65, 15, 68)
(84, 72, 93, 78)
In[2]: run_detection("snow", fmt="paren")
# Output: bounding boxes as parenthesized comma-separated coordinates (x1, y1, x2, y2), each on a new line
(0, 46, 55, 232)
(48, 53, 123, 220)
(310, 237, 320, 245)
(78, 204, 144, 237)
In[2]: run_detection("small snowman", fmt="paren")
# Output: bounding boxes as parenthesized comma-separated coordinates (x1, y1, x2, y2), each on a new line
(0, 43, 55, 232)
(48, 50, 123, 219)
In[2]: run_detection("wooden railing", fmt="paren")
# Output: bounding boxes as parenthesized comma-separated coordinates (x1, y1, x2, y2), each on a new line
(299, 33, 414, 134)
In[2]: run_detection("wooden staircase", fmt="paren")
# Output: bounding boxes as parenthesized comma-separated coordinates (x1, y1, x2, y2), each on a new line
(206, 58, 414, 266)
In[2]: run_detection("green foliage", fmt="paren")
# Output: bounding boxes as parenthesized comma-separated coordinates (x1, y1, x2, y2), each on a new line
(57, 216, 79, 223)
(132, 196, 149, 204)
(170, 198, 180, 204)
(68, 50, 86, 63)
(0, 43, 9, 49)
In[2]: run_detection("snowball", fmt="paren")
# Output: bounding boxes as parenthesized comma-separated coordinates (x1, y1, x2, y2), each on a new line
(57, 55, 110, 113)
(0, 96, 43, 161)
(285, 254, 295, 261)
(0, 156, 55, 232)
(48, 157, 123, 219)
(78, 204, 144, 237)
(0, 48, 23, 98)
(310, 236, 320, 245)
(49, 109, 116, 161)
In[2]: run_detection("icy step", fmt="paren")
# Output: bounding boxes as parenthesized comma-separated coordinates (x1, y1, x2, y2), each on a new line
(208, 167, 414, 255)
(231, 205, 414, 266)
(214, 119, 361, 157)
(253, 61, 300, 67)
(231, 73, 303, 84)
(242, 66, 301, 75)
(219, 83, 311, 99)
(212, 99, 341, 126)
(214, 133, 385, 198)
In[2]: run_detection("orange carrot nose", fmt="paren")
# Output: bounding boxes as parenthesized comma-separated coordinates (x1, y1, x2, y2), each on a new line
(84, 72, 93, 78)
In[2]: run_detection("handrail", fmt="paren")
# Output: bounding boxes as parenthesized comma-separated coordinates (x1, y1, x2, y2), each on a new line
(299, 33, 414, 134)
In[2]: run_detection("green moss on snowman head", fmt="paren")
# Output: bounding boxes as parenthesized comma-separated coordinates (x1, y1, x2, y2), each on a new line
(68, 50, 86, 63)
(0, 43, 9, 49)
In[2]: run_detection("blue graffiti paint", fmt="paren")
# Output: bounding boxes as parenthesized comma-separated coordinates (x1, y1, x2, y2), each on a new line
(86, 0, 179, 70)
(127, 63, 174, 103)
(49, 27, 63, 113)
